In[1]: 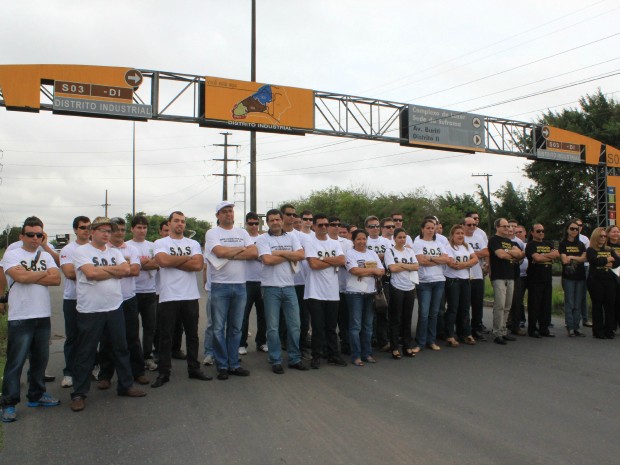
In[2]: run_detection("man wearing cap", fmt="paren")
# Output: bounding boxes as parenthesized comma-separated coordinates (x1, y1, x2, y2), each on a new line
(97, 217, 149, 389)
(69, 217, 146, 413)
(152, 211, 211, 388)
(205, 201, 258, 380)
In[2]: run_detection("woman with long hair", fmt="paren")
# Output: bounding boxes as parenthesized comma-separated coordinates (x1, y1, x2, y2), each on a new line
(344, 229, 385, 366)
(586, 227, 619, 339)
(559, 220, 587, 336)
(412, 219, 451, 352)
(384, 228, 419, 358)
(444, 224, 478, 346)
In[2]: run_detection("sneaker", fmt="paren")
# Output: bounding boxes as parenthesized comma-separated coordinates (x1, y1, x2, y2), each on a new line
(145, 358, 158, 371)
(228, 367, 250, 377)
(583, 320, 593, 327)
(61, 376, 73, 388)
(574, 330, 587, 337)
(27, 392, 60, 408)
(238, 346, 248, 356)
(568, 329, 576, 337)
(203, 355, 215, 366)
(272, 364, 284, 374)
(91, 365, 100, 380)
(2, 406, 17, 422)
(257, 344, 269, 353)
(44, 372, 56, 382)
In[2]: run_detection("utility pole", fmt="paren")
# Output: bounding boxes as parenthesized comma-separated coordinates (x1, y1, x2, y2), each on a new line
(250, 0, 257, 212)
(102, 189, 110, 217)
(132, 121, 136, 216)
(472, 173, 492, 233)
(213, 132, 240, 200)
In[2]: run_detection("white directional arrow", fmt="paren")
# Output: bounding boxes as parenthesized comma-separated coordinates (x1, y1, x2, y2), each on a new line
(125, 70, 143, 87)
(542, 126, 550, 139)
(473, 134, 482, 146)
(472, 117, 481, 128)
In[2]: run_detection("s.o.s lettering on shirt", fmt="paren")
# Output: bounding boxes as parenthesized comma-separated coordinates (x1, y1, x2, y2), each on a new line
(169, 246, 192, 256)
(455, 255, 469, 263)
(317, 249, 337, 259)
(19, 259, 48, 271)
(423, 247, 441, 256)
(91, 257, 118, 266)
(368, 244, 386, 254)
(393, 256, 414, 264)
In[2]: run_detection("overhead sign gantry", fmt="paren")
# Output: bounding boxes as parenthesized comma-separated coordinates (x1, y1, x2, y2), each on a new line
(0, 64, 618, 225)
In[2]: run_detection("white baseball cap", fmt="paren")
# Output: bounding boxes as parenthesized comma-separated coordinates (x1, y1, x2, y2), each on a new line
(216, 201, 235, 214)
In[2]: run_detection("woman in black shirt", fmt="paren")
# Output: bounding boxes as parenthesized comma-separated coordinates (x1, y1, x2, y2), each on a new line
(586, 227, 619, 339)
(559, 220, 587, 337)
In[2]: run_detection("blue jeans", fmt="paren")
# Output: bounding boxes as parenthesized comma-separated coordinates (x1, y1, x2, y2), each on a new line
(346, 293, 375, 361)
(262, 286, 302, 365)
(1, 317, 51, 407)
(211, 283, 246, 370)
(203, 292, 213, 357)
(62, 299, 79, 377)
(445, 278, 472, 338)
(563, 278, 585, 331)
(415, 281, 445, 348)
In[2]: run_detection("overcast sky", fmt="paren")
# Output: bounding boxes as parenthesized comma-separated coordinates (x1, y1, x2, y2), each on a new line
(1, 0, 619, 236)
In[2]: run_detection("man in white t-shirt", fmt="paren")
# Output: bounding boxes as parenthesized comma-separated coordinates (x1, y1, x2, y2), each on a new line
(256, 209, 308, 374)
(205, 201, 258, 380)
(240, 212, 266, 354)
(97, 217, 148, 388)
(127, 215, 159, 372)
(304, 214, 347, 369)
(328, 216, 353, 355)
(152, 211, 210, 388)
(464, 216, 489, 341)
(1, 217, 61, 423)
(365, 216, 391, 350)
(390, 212, 414, 248)
(70, 217, 146, 413)
(296, 209, 314, 353)
(59, 215, 91, 389)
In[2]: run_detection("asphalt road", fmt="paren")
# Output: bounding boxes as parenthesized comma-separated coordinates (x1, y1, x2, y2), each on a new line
(2, 277, 620, 465)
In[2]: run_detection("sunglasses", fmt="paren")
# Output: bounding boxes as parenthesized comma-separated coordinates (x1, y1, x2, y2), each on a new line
(569, 227, 579, 231)
(535, 229, 545, 233)
(383, 225, 395, 229)
(577, 224, 583, 227)
(284, 212, 298, 218)
(600, 235, 608, 238)
(24, 232, 44, 238)
(367, 225, 380, 229)
(316, 223, 328, 228)
(77, 225, 90, 230)
(392, 218, 403, 222)
(302, 217, 313, 221)
(96, 229, 112, 234)
(464, 223, 475, 226)
(329, 222, 341, 227)
(247, 222, 259, 226)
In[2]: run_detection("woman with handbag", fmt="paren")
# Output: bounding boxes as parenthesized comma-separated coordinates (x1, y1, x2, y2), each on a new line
(412, 219, 451, 352)
(586, 227, 620, 339)
(559, 220, 587, 337)
(384, 228, 419, 359)
(444, 224, 478, 347)
(344, 229, 385, 366)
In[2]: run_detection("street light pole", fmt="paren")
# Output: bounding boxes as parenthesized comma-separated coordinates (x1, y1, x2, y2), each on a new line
(472, 173, 493, 233)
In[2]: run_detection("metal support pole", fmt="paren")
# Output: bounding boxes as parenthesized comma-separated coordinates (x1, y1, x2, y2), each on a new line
(132, 121, 136, 216)
(250, 0, 257, 212)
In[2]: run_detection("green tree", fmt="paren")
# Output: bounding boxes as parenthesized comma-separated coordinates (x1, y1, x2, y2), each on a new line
(524, 90, 620, 237)
(493, 181, 530, 228)
(0, 226, 21, 251)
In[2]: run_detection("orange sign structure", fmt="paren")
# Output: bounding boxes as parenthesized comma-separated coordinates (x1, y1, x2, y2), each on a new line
(543, 126, 602, 165)
(203, 76, 314, 133)
(0, 65, 141, 111)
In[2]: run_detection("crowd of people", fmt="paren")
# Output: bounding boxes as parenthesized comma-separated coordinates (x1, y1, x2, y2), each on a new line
(1, 204, 618, 423)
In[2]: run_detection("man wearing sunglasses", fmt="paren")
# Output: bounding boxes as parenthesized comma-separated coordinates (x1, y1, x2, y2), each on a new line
(70, 217, 146, 412)
(525, 223, 559, 338)
(58, 216, 91, 388)
(328, 216, 353, 356)
(391, 213, 414, 248)
(1, 217, 61, 423)
(295, 209, 314, 354)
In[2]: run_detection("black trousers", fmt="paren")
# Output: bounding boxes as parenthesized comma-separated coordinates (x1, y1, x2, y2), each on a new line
(588, 277, 616, 338)
(470, 279, 484, 330)
(157, 299, 200, 376)
(99, 296, 144, 380)
(388, 285, 415, 350)
(136, 292, 157, 359)
(306, 298, 340, 359)
(241, 281, 266, 348)
(527, 280, 552, 335)
(338, 292, 350, 347)
(295, 285, 310, 345)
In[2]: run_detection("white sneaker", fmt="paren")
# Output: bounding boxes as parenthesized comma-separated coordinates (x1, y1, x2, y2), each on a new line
(257, 344, 269, 353)
(238, 346, 248, 355)
(61, 376, 73, 388)
(144, 358, 158, 371)
(203, 355, 214, 366)
(91, 365, 100, 380)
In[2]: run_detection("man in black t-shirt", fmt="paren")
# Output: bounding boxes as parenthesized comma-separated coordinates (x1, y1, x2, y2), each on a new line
(488, 218, 525, 345)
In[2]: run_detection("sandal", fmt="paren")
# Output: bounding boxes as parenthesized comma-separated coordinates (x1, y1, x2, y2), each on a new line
(411, 347, 421, 354)
(446, 338, 460, 348)
(364, 355, 377, 363)
(352, 359, 365, 367)
(404, 349, 417, 357)
(392, 350, 401, 360)
(426, 343, 441, 351)
(465, 336, 476, 345)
